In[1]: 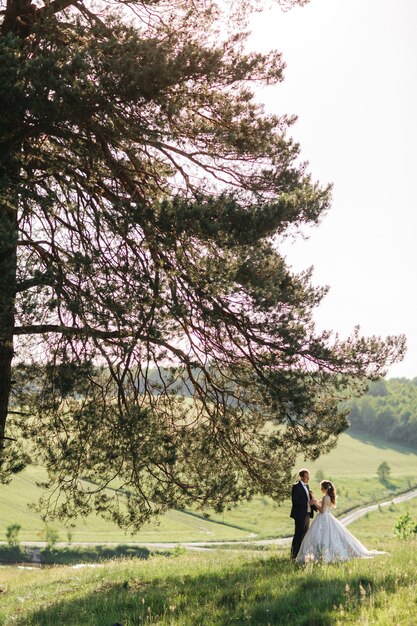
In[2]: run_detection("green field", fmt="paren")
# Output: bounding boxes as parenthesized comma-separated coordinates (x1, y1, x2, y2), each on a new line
(1, 431, 417, 625)
(0, 429, 416, 543)
(0, 538, 416, 625)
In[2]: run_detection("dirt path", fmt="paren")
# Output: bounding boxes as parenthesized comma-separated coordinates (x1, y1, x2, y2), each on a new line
(336, 486, 417, 527)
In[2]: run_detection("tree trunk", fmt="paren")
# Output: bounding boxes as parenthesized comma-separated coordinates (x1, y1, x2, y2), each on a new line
(0, 157, 19, 457)
(1, 9, 32, 462)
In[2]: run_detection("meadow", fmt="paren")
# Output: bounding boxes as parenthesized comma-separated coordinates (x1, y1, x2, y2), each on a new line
(0, 534, 416, 624)
(1, 431, 417, 624)
(1, 429, 416, 544)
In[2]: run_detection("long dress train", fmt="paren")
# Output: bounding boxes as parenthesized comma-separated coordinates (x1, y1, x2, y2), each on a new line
(296, 496, 387, 563)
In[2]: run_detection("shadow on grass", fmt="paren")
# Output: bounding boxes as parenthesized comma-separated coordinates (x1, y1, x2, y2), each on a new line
(0, 544, 151, 565)
(0, 546, 28, 564)
(348, 428, 417, 455)
(379, 478, 397, 490)
(17, 554, 403, 626)
(42, 545, 152, 565)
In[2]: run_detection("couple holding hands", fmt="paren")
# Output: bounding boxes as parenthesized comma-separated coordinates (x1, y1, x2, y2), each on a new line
(290, 468, 386, 563)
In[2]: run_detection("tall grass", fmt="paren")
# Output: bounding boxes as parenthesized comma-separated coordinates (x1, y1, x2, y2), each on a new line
(0, 540, 416, 625)
(1, 492, 416, 624)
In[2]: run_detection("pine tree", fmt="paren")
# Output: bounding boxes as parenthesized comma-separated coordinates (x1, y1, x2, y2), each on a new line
(0, 0, 405, 527)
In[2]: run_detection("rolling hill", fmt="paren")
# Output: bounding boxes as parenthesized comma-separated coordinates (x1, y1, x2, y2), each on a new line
(0, 429, 416, 543)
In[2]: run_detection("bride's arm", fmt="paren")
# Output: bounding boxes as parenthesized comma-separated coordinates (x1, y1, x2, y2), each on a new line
(313, 497, 324, 512)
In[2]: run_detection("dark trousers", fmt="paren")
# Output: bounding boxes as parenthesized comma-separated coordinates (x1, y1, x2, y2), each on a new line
(291, 514, 310, 559)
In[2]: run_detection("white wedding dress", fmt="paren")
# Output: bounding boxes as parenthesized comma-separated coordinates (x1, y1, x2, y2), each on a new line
(296, 495, 386, 563)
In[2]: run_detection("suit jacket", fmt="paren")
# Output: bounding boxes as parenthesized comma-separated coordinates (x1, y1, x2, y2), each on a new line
(290, 480, 316, 519)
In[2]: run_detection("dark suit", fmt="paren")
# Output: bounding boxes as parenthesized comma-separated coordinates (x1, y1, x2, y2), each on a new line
(290, 481, 315, 559)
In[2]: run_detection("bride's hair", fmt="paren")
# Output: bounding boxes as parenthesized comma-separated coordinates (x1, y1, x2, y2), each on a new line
(320, 480, 337, 505)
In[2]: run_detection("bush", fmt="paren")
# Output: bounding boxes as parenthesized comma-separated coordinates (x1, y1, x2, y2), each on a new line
(394, 513, 417, 540)
(6, 523, 21, 548)
(42, 526, 60, 549)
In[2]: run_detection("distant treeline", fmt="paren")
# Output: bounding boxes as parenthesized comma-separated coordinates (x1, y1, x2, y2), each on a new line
(348, 378, 417, 448)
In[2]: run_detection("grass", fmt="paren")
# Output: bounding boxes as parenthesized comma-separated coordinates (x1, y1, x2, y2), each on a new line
(306, 428, 417, 477)
(0, 466, 252, 543)
(348, 494, 417, 542)
(0, 429, 416, 544)
(1, 437, 417, 625)
(0, 539, 416, 625)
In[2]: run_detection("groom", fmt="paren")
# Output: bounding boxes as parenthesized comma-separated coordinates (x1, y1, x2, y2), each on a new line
(290, 468, 316, 560)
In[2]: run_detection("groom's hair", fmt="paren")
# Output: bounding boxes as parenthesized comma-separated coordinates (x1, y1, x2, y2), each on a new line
(298, 468, 309, 479)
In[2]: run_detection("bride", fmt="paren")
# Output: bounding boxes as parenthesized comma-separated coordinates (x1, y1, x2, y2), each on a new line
(296, 480, 387, 563)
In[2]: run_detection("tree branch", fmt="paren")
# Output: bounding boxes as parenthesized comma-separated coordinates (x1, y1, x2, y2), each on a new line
(13, 324, 123, 338)
(15, 272, 54, 293)
(38, 0, 77, 19)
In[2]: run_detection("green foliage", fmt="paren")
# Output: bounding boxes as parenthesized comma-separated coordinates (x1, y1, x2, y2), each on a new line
(0, 0, 405, 529)
(376, 461, 391, 482)
(348, 378, 417, 448)
(42, 526, 60, 549)
(5, 523, 21, 547)
(393, 513, 417, 541)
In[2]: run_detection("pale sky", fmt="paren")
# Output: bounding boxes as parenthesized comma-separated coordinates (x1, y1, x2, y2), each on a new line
(249, 0, 417, 378)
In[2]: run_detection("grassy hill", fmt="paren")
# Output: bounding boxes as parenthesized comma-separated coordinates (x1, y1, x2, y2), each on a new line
(1, 429, 416, 544)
